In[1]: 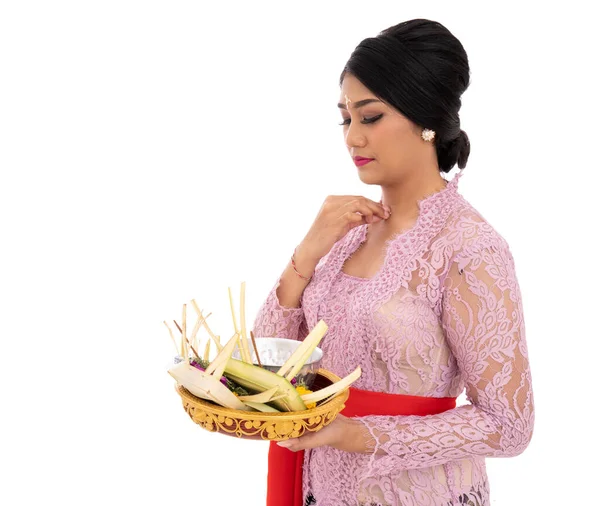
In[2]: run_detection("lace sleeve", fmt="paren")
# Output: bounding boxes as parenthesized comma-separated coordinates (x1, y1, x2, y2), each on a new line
(251, 275, 308, 341)
(353, 242, 535, 477)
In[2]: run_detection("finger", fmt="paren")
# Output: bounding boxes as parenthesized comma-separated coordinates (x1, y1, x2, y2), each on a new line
(277, 434, 315, 452)
(341, 211, 369, 233)
(340, 211, 367, 230)
(340, 198, 388, 223)
(276, 438, 303, 452)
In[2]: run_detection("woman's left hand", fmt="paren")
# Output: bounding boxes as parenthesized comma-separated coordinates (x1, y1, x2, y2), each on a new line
(276, 414, 368, 453)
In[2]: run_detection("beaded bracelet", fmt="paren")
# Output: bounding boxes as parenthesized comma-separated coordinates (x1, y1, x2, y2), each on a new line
(291, 247, 312, 282)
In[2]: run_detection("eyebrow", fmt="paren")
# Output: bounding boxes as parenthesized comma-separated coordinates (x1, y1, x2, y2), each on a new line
(337, 98, 382, 110)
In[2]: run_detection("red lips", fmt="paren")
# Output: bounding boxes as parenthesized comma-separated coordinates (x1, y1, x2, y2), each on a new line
(354, 156, 374, 167)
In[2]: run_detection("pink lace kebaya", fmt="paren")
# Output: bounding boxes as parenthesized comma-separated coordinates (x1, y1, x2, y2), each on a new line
(253, 169, 534, 506)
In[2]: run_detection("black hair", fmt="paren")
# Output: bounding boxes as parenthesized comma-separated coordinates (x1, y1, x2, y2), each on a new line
(340, 19, 471, 173)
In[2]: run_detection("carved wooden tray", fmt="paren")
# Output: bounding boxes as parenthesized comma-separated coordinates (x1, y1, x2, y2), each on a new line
(174, 368, 348, 441)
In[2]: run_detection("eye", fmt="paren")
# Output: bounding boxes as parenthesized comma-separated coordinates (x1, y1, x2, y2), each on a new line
(338, 114, 383, 126)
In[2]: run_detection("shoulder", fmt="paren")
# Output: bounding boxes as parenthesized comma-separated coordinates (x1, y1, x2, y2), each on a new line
(442, 196, 514, 268)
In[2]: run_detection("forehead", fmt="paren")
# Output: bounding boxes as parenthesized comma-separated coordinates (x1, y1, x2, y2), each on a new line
(338, 73, 375, 102)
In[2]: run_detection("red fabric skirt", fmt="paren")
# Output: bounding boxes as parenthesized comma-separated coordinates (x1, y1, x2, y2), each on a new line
(266, 386, 457, 506)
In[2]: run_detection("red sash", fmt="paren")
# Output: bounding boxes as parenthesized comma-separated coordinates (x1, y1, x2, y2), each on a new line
(266, 387, 456, 506)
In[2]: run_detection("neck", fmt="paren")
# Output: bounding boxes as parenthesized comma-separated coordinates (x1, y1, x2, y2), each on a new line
(380, 169, 448, 221)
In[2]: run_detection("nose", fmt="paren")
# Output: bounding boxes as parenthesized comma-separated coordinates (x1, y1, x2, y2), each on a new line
(345, 120, 367, 150)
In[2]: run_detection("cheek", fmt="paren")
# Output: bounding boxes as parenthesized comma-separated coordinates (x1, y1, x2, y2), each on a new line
(391, 120, 415, 140)
(372, 123, 399, 147)
(375, 123, 411, 155)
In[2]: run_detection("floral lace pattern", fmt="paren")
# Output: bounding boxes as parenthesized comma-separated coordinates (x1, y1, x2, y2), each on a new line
(252, 170, 534, 506)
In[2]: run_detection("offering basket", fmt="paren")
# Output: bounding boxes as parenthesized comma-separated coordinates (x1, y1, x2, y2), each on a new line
(174, 368, 349, 441)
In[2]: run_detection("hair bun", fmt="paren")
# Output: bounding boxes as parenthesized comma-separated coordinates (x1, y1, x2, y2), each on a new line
(457, 130, 470, 170)
(435, 129, 470, 173)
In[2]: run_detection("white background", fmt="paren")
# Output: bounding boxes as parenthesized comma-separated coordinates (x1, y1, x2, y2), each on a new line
(1, 1, 598, 505)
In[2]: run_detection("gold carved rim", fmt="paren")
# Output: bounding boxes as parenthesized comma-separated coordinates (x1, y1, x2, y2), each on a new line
(175, 368, 350, 440)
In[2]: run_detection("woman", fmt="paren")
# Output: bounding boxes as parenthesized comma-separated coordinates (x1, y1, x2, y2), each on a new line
(252, 19, 534, 506)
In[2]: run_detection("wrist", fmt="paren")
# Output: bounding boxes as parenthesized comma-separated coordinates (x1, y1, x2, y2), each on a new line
(293, 243, 319, 278)
(291, 247, 313, 282)
(295, 241, 321, 266)
(341, 416, 372, 454)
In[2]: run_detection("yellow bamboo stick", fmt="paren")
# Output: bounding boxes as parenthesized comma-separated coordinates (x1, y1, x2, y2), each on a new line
(203, 339, 211, 362)
(163, 320, 180, 355)
(191, 299, 222, 351)
(239, 281, 252, 363)
(182, 304, 188, 361)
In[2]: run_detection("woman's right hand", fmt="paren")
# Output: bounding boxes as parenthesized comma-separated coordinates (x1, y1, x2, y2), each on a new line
(298, 196, 391, 264)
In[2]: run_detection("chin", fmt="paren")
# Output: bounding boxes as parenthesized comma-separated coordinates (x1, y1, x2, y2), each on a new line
(357, 170, 381, 186)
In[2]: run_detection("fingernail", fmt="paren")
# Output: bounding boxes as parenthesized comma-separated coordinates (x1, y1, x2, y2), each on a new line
(384, 210, 390, 219)
(277, 441, 291, 447)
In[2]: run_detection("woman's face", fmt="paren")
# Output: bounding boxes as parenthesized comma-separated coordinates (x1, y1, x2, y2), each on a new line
(338, 73, 430, 186)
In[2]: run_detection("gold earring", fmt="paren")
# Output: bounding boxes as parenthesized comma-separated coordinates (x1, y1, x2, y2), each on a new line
(421, 128, 435, 142)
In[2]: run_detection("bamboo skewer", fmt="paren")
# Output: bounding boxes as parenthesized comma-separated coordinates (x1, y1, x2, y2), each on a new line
(239, 282, 253, 364)
(191, 300, 222, 351)
(173, 319, 201, 359)
(250, 330, 262, 367)
(228, 286, 251, 363)
(227, 287, 240, 335)
(163, 321, 180, 355)
(186, 338, 201, 359)
(182, 304, 188, 361)
(189, 310, 206, 354)
(182, 305, 188, 361)
(204, 339, 211, 362)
